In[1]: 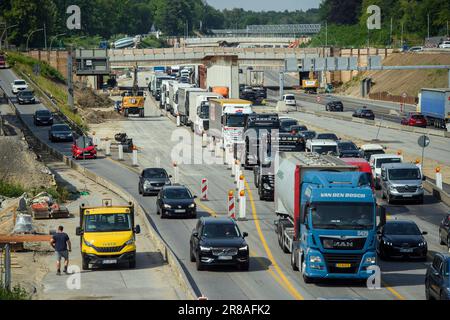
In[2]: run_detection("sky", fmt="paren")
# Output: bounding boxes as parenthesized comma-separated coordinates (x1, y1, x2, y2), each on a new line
(206, 0, 321, 12)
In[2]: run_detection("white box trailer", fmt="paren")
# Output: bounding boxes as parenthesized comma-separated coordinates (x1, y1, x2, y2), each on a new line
(191, 93, 223, 134)
(168, 82, 193, 116)
(178, 87, 207, 126)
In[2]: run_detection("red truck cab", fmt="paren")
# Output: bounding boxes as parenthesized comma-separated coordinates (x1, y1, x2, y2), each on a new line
(72, 136, 97, 160)
(341, 158, 375, 192)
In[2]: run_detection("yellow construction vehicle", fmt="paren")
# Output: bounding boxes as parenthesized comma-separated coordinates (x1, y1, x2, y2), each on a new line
(121, 65, 145, 117)
(76, 200, 141, 270)
(302, 69, 319, 94)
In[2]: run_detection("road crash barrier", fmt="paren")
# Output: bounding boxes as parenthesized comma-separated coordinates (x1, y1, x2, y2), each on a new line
(227, 190, 236, 220)
(201, 178, 208, 201)
(423, 179, 450, 207)
(436, 167, 443, 190)
(5, 90, 198, 300)
(238, 190, 247, 221)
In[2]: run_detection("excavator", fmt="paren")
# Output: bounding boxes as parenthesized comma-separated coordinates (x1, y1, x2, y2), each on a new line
(301, 68, 319, 94)
(121, 64, 145, 117)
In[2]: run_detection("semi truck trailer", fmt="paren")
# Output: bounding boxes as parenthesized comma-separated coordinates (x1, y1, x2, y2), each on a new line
(418, 88, 450, 130)
(274, 152, 379, 283)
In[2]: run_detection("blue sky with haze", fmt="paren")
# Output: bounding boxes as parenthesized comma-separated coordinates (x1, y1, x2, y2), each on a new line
(206, 0, 321, 11)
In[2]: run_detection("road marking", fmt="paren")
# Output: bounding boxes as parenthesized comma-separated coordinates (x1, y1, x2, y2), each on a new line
(382, 280, 406, 300)
(244, 180, 305, 300)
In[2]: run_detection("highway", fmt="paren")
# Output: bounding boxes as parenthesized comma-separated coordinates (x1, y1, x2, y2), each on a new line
(1, 68, 449, 300)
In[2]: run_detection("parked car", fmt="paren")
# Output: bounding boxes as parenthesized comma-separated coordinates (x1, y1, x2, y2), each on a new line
(11, 79, 28, 94)
(336, 141, 360, 158)
(190, 217, 249, 271)
(282, 94, 296, 107)
(72, 136, 97, 160)
(376, 220, 428, 261)
(353, 108, 375, 120)
(439, 41, 450, 49)
(439, 213, 450, 250)
(425, 253, 450, 300)
(316, 133, 339, 141)
(17, 90, 36, 104)
(138, 168, 172, 196)
(325, 101, 344, 112)
(401, 113, 427, 128)
(33, 109, 53, 126)
(48, 124, 73, 142)
(156, 185, 197, 219)
(380, 163, 424, 204)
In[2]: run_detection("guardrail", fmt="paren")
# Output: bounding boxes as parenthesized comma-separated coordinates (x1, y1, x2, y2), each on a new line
(1, 82, 198, 300)
(0, 244, 11, 291)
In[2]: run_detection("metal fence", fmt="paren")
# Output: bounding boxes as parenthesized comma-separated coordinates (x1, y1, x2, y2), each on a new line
(0, 244, 11, 291)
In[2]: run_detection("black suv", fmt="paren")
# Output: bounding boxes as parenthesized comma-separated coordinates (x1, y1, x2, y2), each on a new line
(190, 217, 249, 271)
(325, 101, 343, 112)
(337, 141, 360, 158)
(353, 108, 375, 120)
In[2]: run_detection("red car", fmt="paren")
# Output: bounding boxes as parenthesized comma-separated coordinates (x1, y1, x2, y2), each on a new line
(72, 136, 97, 160)
(401, 113, 427, 128)
(341, 158, 375, 193)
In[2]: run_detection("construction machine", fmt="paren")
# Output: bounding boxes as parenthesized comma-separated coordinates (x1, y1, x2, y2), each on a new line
(302, 69, 319, 94)
(121, 65, 145, 117)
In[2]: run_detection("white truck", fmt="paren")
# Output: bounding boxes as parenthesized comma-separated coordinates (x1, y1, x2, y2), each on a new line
(168, 82, 194, 116)
(191, 93, 223, 135)
(177, 87, 207, 126)
(11, 79, 28, 94)
(160, 79, 174, 109)
(208, 99, 253, 148)
(306, 139, 338, 155)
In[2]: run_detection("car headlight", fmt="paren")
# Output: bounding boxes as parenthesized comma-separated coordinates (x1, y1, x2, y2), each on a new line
(263, 183, 271, 190)
(365, 256, 376, 264)
(165, 181, 171, 185)
(384, 240, 393, 246)
(239, 245, 248, 251)
(417, 186, 423, 191)
(143, 180, 151, 188)
(389, 186, 397, 192)
(189, 203, 196, 208)
(125, 238, 135, 246)
(418, 241, 427, 247)
(200, 246, 211, 252)
(83, 238, 93, 247)
(309, 256, 322, 263)
(164, 204, 172, 209)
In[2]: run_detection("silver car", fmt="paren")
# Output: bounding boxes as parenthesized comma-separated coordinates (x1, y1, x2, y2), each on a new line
(380, 163, 424, 204)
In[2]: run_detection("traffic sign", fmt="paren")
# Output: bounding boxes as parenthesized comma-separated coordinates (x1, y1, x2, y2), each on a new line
(316, 96, 321, 103)
(418, 135, 430, 148)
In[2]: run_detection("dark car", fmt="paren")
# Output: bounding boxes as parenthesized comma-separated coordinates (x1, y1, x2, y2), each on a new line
(316, 133, 340, 141)
(33, 109, 53, 126)
(401, 113, 427, 128)
(190, 217, 249, 271)
(138, 168, 172, 196)
(376, 220, 428, 261)
(325, 101, 343, 112)
(353, 108, 375, 120)
(17, 90, 36, 104)
(279, 118, 299, 133)
(48, 124, 73, 142)
(300, 130, 316, 141)
(156, 185, 197, 219)
(425, 253, 450, 300)
(337, 141, 360, 158)
(290, 125, 308, 134)
(439, 214, 450, 250)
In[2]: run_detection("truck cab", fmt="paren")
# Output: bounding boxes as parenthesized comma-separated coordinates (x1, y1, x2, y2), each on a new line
(76, 201, 141, 270)
(193, 93, 223, 135)
(306, 139, 338, 155)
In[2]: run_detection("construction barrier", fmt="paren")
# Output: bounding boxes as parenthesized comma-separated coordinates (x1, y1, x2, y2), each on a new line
(202, 133, 207, 148)
(228, 190, 236, 220)
(201, 178, 208, 201)
(176, 115, 181, 127)
(132, 148, 138, 167)
(238, 174, 245, 193)
(105, 141, 111, 156)
(173, 162, 179, 184)
(238, 190, 247, 221)
(118, 144, 124, 161)
(436, 167, 443, 190)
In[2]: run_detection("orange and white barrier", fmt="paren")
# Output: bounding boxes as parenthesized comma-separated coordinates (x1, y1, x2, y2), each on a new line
(118, 144, 124, 161)
(436, 167, 443, 190)
(228, 190, 236, 220)
(132, 146, 138, 167)
(238, 190, 246, 221)
(201, 178, 208, 201)
(173, 162, 179, 184)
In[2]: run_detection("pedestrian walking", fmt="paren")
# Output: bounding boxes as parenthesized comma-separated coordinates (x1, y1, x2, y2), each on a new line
(50, 226, 72, 275)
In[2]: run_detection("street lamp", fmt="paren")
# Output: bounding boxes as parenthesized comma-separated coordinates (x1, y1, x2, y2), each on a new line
(0, 23, 19, 50)
(26, 28, 44, 52)
(49, 33, 66, 51)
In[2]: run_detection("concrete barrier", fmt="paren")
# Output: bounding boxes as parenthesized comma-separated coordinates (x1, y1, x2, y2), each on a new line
(4, 87, 198, 300)
(424, 180, 450, 207)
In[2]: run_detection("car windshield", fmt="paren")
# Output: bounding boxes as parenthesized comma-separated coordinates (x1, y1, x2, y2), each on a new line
(302, 131, 316, 140)
(339, 142, 358, 151)
(285, 95, 295, 100)
(411, 115, 425, 120)
(202, 223, 241, 238)
(312, 145, 337, 155)
(164, 188, 192, 199)
(311, 203, 374, 230)
(52, 125, 70, 132)
(384, 223, 421, 235)
(362, 110, 374, 115)
(388, 168, 421, 180)
(291, 125, 308, 132)
(76, 136, 93, 147)
(317, 134, 338, 140)
(36, 110, 51, 117)
(15, 81, 26, 85)
(376, 157, 401, 168)
(84, 213, 132, 232)
(143, 169, 167, 179)
(226, 115, 246, 127)
(199, 104, 209, 119)
(20, 91, 33, 97)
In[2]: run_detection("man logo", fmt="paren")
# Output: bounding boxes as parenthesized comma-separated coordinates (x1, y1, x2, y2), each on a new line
(66, 5, 81, 30)
(366, 5, 381, 30)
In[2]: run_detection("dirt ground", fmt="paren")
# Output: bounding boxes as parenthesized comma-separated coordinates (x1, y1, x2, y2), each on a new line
(340, 53, 450, 98)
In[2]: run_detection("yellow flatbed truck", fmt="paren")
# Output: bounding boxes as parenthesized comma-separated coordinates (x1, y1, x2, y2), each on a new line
(76, 200, 141, 270)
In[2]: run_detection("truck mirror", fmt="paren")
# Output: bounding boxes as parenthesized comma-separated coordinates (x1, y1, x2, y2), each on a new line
(378, 206, 386, 226)
(193, 232, 199, 238)
(75, 227, 83, 236)
(135, 225, 141, 234)
(422, 176, 426, 181)
(243, 232, 248, 238)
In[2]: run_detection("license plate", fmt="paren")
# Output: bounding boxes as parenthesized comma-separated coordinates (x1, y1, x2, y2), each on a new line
(403, 195, 413, 198)
(218, 256, 233, 260)
(102, 259, 117, 264)
(175, 209, 185, 213)
(84, 152, 91, 155)
(400, 248, 413, 253)
(336, 263, 352, 268)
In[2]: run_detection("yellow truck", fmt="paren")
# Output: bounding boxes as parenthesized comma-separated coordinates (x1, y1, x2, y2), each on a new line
(121, 65, 145, 117)
(302, 70, 319, 94)
(76, 200, 141, 270)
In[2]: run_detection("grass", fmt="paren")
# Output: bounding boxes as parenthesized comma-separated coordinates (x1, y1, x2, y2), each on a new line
(0, 283, 30, 300)
(6, 52, 88, 131)
(0, 180, 26, 198)
(0, 180, 70, 203)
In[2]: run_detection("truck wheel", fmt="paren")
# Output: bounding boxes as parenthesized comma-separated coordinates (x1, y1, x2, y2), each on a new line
(82, 255, 89, 270)
(190, 243, 196, 262)
(291, 250, 299, 271)
(282, 232, 289, 254)
(129, 259, 136, 269)
(439, 231, 445, 245)
(277, 223, 283, 248)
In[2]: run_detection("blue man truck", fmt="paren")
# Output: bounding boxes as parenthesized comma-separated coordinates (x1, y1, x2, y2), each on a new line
(274, 152, 380, 283)
(418, 88, 450, 130)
